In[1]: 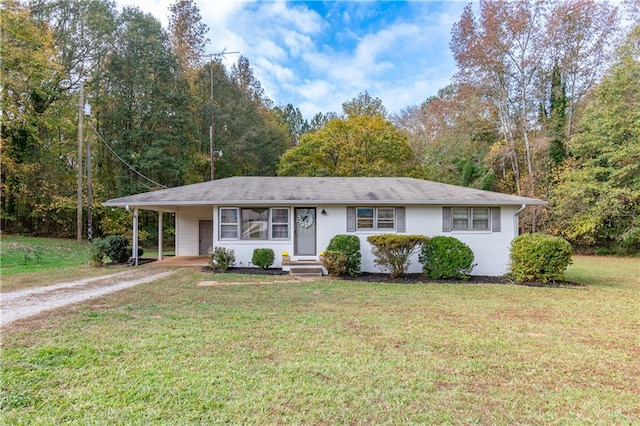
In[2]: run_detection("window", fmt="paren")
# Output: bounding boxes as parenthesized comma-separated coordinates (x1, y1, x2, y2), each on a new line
(220, 208, 238, 239)
(356, 208, 374, 229)
(444, 207, 499, 232)
(472, 208, 489, 229)
(219, 207, 289, 240)
(241, 208, 268, 240)
(271, 208, 289, 239)
(356, 207, 395, 231)
(377, 208, 395, 229)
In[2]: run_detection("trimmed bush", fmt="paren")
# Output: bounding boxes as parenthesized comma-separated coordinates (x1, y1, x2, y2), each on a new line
(367, 234, 429, 278)
(128, 246, 144, 258)
(509, 233, 573, 283)
(252, 248, 275, 269)
(326, 234, 361, 276)
(419, 236, 476, 279)
(322, 250, 348, 277)
(103, 235, 130, 263)
(89, 238, 110, 266)
(209, 246, 236, 272)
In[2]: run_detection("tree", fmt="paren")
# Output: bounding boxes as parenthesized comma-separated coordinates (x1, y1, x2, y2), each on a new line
(168, 0, 209, 78)
(546, 0, 619, 139)
(230, 56, 272, 107)
(541, 64, 568, 165)
(0, 0, 75, 235)
(273, 103, 310, 146)
(393, 84, 498, 190)
(96, 7, 195, 197)
(277, 115, 424, 177)
(342, 91, 387, 118)
(548, 25, 640, 253)
(451, 0, 548, 197)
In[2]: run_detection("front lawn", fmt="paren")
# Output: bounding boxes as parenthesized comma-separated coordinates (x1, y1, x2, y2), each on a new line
(0, 235, 130, 292)
(2, 256, 638, 424)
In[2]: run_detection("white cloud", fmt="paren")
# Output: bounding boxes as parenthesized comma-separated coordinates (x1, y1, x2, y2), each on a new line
(114, 0, 468, 119)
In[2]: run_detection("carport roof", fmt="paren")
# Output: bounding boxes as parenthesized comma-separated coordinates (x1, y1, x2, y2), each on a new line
(102, 176, 546, 209)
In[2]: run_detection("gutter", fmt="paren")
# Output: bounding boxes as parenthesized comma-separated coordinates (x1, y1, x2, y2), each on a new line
(514, 203, 527, 216)
(513, 204, 527, 236)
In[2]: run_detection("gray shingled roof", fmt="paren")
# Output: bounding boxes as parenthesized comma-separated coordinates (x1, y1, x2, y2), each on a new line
(103, 177, 546, 208)
(103, 177, 546, 209)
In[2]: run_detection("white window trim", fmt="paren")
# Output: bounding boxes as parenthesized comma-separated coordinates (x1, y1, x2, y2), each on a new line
(356, 207, 396, 231)
(219, 207, 239, 240)
(442, 206, 501, 234)
(218, 207, 290, 241)
(452, 207, 490, 231)
(270, 207, 290, 240)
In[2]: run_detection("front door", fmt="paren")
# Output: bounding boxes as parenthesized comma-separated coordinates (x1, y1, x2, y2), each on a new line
(199, 220, 213, 255)
(294, 208, 316, 256)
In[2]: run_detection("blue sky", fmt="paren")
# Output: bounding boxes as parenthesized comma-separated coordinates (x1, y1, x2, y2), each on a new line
(117, 0, 468, 119)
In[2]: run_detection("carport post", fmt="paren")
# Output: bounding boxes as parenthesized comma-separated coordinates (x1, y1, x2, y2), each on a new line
(158, 211, 163, 261)
(133, 207, 139, 266)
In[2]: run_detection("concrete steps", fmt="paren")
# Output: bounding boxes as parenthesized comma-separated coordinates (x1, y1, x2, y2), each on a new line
(286, 261, 324, 277)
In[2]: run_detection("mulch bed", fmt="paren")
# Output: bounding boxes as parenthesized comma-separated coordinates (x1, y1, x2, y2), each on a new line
(345, 273, 584, 288)
(201, 267, 584, 288)
(202, 266, 289, 275)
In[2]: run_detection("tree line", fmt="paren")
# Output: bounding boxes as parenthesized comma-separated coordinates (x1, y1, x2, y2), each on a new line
(1, 0, 638, 254)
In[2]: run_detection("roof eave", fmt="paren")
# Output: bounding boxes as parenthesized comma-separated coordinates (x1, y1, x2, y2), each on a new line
(102, 199, 547, 208)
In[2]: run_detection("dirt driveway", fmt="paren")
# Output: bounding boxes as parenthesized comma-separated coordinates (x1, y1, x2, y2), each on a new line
(1, 269, 175, 327)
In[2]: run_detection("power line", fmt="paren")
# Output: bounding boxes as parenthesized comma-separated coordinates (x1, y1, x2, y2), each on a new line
(86, 121, 168, 189)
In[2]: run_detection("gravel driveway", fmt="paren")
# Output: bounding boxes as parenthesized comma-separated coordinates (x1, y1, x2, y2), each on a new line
(1, 269, 175, 326)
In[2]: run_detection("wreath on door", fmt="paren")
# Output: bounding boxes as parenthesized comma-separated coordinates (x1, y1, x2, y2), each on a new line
(296, 211, 314, 228)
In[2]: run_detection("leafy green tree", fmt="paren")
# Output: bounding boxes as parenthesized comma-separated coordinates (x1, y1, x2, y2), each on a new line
(548, 25, 640, 253)
(277, 115, 424, 177)
(393, 84, 497, 190)
(342, 91, 387, 118)
(168, 0, 209, 77)
(189, 58, 289, 180)
(0, 0, 77, 235)
(544, 65, 568, 165)
(230, 56, 272, 107)
(96, 7, 195, 197)
(273, 103, 310, 146)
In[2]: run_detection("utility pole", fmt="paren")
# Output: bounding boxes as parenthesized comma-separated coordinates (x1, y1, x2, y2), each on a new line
(85, 100, 93, 242)
(76, 82, 84, 243)
(210, 63, 215, 180)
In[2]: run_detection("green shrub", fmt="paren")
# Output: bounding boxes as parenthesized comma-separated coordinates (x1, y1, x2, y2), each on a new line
(252, 248, 275, 269)
(209, 246, 236, 271)
(128, 246, 144, 258)
(16, 245, 42, 265)
(367, 234, 429, 278)
(419, 236, 475, 279)
(322, 250, 348, 277)
(103, 235, 130, 263)
(89, 238, 110, 266)
(326, 234, 361, 276)
(509, 233, 573, 283)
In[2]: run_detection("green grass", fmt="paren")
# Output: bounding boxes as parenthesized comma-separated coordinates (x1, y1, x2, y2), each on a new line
(2, 256, 639, 424)
(0, 235, 130, 292)
(0, 235, 92, 276)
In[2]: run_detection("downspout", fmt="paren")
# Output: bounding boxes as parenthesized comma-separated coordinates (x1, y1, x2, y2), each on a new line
(125, 205, 139, 266)
(513, 204, 527, 236)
